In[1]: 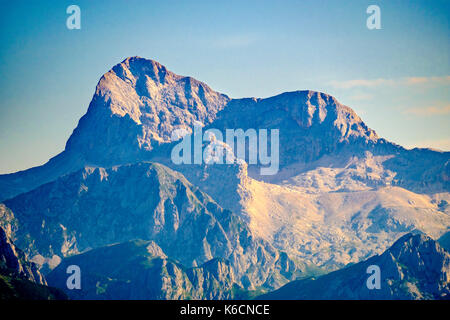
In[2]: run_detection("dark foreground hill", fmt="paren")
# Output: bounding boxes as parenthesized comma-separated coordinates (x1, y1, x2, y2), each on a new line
(259, 233, 450, 300)
(47, 239, 247, 300)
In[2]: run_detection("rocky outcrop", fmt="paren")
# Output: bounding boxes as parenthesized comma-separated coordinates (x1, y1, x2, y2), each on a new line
(0, 225, 45, 285)
(1, 162, 302, 290)
(0, 56, 230, 202)
(260, 233, 450, 300)
(0, 226, 66, 299)
(65, 57, 230, 165)
(209, 91, 449, 192)
(1, 57, 448, 201)
(47, 240, 240, 300)
(0, 57, 448, 300)
(210, 91, 379, 167)
(439, 231, 450, 251)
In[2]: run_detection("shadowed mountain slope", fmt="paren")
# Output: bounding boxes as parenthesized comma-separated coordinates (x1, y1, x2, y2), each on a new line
(47, 240, 241, 300)
(1, 162, 303, 290)
(259, 233, 450, 300)
(0, 226, 66, 300)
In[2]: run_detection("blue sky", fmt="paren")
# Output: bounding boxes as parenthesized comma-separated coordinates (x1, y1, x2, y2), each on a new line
(0, 0, 449, 174)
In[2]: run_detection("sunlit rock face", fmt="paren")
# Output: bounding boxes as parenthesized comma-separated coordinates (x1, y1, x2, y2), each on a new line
(211, 90, 379, 167)
(0, 57, 447, 201)
(2, 162, 303, 291)
(65, 56, 230, 165)
(0, 57, 449, 299)
(0, 57, 230, 201)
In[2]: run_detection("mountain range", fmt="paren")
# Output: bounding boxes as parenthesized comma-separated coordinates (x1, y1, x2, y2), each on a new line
(260, 233, 450, 300)
(0, 56, 448, 299)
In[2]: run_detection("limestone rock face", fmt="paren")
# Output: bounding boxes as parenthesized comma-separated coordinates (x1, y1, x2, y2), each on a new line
(209, 91, 449, 193)
(0, 57, 229, 201)
(0, 57, 447, 201)
(1, 162, 302, 291)
(0, 57, 449, 299)
(65, 56, 230, 165)
(210, 91, 378, 167)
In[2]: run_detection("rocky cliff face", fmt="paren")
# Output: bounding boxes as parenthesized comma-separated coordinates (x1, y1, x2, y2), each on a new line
(260, 233, 450, 300)
(0, 57, 230, 202)
(65, 56, 230, 165)
(47, 240, 241, 300)
(0, 225, 66, 299)
(1, 57, 447, 201)
(0, 225, 45, 285)
(439, 231, 450, 252)
(210, 91, 379, 167)
(1, 162, 303, 290)
(0, 57, 449, 299)
(209, 91, 449, 193)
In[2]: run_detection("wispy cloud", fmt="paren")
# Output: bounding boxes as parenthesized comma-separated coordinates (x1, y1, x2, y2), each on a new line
(404, 104, 450, 116)
(329, 76, 450, 89)
(404, 76, 450, 85)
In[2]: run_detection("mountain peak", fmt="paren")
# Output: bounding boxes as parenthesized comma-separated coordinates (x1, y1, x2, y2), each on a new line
(64, 57, 230, 164)
(388, 232, 447, 259)
(0, 57, 447, 203)
(110, 56, 173, 85)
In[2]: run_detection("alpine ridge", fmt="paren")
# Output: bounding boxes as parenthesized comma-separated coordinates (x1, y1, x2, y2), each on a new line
(0, 56, 449, 299)
(259, 233, 450, 300)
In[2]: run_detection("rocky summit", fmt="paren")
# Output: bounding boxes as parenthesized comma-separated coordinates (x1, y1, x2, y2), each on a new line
(65, 57, 230, 164)
(0, 57, 449, 299)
